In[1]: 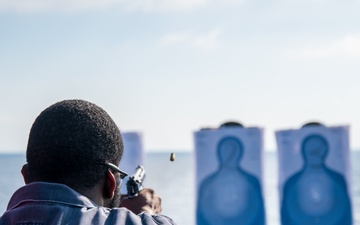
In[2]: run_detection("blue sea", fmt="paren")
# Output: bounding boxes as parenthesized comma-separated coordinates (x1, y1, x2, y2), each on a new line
(0, 151, 359, 225)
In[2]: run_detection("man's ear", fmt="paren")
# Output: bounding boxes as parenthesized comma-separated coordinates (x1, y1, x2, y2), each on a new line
(21, 164, 29, 184)
(104, 170, 116, 199)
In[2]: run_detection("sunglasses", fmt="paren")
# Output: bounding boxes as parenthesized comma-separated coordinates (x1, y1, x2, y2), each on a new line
(102, 162, 128, 179)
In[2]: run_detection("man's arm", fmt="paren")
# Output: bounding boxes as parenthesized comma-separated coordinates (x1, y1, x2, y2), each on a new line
(120, 188, 162, 215)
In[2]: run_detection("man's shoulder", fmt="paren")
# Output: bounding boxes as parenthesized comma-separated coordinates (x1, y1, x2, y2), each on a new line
(0, 207, 176, 225)
(107, 208, 177, 225)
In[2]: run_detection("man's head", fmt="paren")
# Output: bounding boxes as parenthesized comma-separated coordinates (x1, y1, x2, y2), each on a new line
(24, 100, 123, 193)
(301, 134, 328, 167)
(217, 136, 243, 167)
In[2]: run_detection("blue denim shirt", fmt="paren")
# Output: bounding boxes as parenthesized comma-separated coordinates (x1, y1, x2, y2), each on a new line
(0, 182, 176, 225)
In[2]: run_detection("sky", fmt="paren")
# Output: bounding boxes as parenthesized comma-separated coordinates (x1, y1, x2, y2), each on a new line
(0, 0, 359, 153)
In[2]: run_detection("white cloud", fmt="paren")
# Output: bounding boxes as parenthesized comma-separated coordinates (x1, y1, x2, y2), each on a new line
(160, 32, 190, 45)
(125, 0, 208, 12)
(159, 29, 222, 52)
(0, 0, 117, 12)
(0, 0, 245, 12)
(297, 34, 360, 59)
(192, 29, 221, 52)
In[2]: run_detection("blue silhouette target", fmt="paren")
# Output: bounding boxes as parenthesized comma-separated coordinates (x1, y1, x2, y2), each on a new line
(281, 134, 352, 225)
(197, 136, 265, 225)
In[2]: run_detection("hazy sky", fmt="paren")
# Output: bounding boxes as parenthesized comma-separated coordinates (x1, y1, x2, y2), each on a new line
(0, 0, 359, 152)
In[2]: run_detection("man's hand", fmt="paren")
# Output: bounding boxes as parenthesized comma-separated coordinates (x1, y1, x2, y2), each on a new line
(120, 188, 162, 215)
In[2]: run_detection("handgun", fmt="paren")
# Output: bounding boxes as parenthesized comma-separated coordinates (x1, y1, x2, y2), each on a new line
(126, 165, 146, 198)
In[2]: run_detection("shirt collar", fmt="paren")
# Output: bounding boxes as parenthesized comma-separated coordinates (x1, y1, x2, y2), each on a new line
(7, 182, 98, 210)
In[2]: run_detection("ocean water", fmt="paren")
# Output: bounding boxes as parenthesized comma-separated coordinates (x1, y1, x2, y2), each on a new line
(0, 151, 359, 225)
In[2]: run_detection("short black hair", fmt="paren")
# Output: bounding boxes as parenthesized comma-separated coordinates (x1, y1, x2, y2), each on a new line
(301, 121, 324, 128)
(26, 99, 123, 189)
(219, 121, 244, 128)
